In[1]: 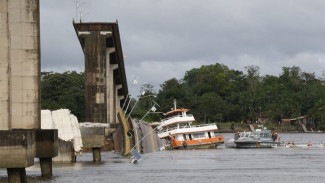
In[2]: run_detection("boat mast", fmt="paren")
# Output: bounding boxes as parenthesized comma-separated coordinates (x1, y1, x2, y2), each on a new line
(174, 99, 177, 110)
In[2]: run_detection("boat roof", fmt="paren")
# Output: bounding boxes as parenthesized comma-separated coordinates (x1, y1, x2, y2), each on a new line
(165, 108, 190, 116)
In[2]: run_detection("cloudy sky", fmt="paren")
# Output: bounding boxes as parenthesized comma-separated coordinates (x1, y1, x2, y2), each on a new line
(40, 0, 325, 96)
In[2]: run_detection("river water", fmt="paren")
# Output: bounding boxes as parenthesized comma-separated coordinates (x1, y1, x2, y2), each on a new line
(0, 133, 324, 183)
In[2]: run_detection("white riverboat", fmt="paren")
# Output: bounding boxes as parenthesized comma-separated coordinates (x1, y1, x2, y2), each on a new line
(157, 101, 224, 150)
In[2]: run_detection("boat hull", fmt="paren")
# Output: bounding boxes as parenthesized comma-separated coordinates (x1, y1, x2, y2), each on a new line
(169, 136, 224, 150)
(235, 141, 280, 148)
(171, 141, 224, 150)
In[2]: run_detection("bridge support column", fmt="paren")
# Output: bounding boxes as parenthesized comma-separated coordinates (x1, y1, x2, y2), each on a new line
(7, 168, 27, 183)
(92, 147, 101, 162)
(109, 64, 118, 123)
(39, 158, 52, 177)
(35, 129, 58, 177)
(115, 85, 123, 122)
(79, 126, 105, 162)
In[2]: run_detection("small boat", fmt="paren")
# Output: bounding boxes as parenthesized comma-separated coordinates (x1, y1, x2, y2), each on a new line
(233, 128, 280, 148)
(157, 100, 224, 150)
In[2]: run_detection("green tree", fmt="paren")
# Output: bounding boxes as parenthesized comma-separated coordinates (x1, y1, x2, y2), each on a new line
(128, 63, 325, 129)
(131, 83, 159, 121)
(41, 71, 85, 121)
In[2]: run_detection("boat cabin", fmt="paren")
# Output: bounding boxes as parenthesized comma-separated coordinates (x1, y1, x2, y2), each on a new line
(165, 108, 190, 117)
(238, 129, 272, 140)
(173, 131, 216, 141)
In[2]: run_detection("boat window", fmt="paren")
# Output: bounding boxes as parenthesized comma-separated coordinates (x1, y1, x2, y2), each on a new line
(208, 132, 211, 138)
(258, 132, 269, 137)
(189, 134, 193, 140)
(255, 132, 260, 136)
(192, 133, 206, 139)
(265, 133, 270, 137)
(183, 134, 187, 140)
(245, 134, 249, 137)
(177, 135, 184, 141)
(180, 124, 189, 128)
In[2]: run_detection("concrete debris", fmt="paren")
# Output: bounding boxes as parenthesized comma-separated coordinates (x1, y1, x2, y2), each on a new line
(41, 110, 53, 129)
(41, 109, 83, 152)
(70, 114, 83, 152)
(79, 122, 110, 128)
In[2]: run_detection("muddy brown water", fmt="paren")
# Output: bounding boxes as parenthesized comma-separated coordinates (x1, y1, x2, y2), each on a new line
(0, 133, 324, 183)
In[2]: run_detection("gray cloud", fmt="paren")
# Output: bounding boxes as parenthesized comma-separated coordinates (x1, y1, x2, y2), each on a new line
(40, 0, 325, 96)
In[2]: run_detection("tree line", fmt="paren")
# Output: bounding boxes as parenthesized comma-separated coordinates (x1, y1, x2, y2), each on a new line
(41, 71, 85, 121)
(40, 63, 325, 130)
(133, 63, 325, 129)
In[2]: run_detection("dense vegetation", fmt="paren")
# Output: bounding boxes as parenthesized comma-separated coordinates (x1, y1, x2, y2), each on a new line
(133, 64, 325, 128)
(41, 71, 85, 121)
(40, 63, 325, 129)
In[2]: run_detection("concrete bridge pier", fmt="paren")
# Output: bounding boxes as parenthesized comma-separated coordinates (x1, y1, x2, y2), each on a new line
(0, 0, 58, 180)
(0, 130, 35, 183)
(39, 158, 52, 177)
(36, 129, 58, 177)
(79, 126, 106, 162)
(7, 168, 27, 183)
(74, 21, 130, 159)
(0, 130, 58, 181)
(92, 147, 101, 162)
(73, 22, 128, 125)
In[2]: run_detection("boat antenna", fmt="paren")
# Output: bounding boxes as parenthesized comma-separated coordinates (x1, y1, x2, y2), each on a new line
(174, 99, 177, 110)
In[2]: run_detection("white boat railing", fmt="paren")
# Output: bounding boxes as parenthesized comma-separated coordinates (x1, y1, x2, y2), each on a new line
(159, 123, 217, 133)
(191, 124, 216, 128)
(160, 114, 194, 122)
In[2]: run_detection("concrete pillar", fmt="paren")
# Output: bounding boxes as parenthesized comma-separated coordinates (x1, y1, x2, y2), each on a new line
(106, 48, 115, 124)
(81, 31, 107, 123)
(74, 23, 128, 125)
(0, 0, 10, 130)
(39, 158, 52, 177)
(109, 64, 118, 123)
(0, 0, 40, 130)
(7, 168, 27, 183)
(1, 131, 34, 182)
(118, 95, 125, 117)
(115, 84, 123, 122)
(0, 1, 58, 180)
(92, 147, 101, 162)
(5, 0, 41, 130)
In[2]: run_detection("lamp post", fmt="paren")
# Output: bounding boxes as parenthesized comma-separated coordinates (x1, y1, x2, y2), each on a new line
(139, 103, 161, 123)
(130, 100, 161, 156)
(122, 94, 130, 114)
(126, 94, 156, 120)
(121, 94, 130, 109)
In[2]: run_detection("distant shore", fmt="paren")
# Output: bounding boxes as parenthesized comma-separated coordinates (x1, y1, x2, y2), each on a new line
(215, 122, 322, 133)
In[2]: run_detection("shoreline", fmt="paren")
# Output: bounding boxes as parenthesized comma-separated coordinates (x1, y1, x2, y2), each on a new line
(216, 123, 324, 133)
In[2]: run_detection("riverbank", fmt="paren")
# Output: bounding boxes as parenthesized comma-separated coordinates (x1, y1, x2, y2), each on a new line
(215, 122, 305, 133)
